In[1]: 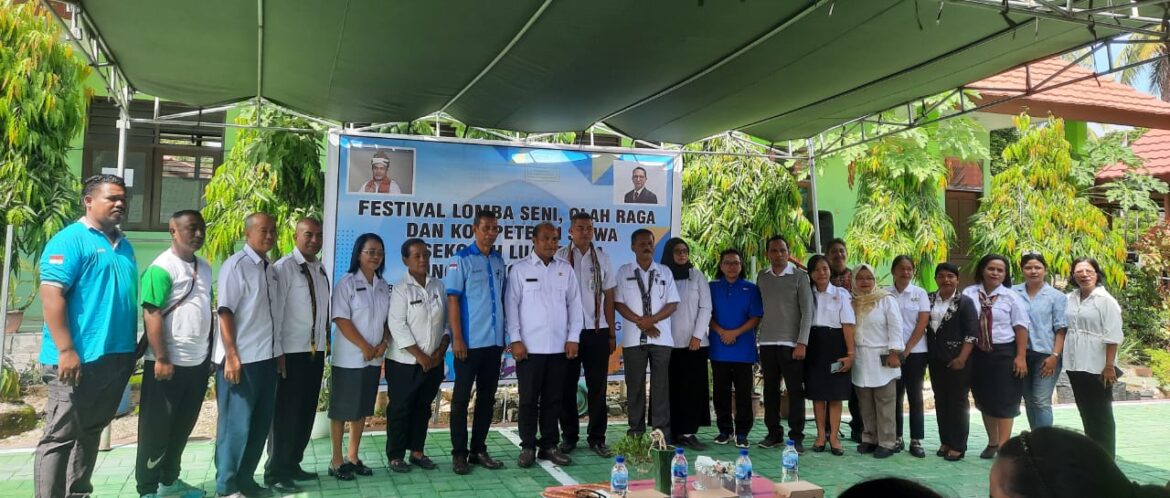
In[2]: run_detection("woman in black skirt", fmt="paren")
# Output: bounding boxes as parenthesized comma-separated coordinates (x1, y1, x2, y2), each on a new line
(961, 254, 1031, 460)
(804, 254, 856, 456)
(925, 262, 978, 461)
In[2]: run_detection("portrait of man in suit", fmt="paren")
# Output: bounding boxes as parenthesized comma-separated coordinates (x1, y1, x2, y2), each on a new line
(623, 167, 657, 204)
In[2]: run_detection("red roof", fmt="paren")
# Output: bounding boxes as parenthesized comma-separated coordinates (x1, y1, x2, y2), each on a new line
(970, 58, 1170, 129)
(1097, 128, 1170, 181)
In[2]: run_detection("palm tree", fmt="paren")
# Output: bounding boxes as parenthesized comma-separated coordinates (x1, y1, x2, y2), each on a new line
(1115, 32, 1169, 102)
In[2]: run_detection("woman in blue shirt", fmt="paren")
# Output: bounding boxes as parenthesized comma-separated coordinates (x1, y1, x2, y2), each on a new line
(708, 249, 764, 448)
(1012, 253, 1068, 429)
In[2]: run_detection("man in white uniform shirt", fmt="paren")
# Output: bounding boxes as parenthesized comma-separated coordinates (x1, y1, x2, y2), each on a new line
(507, 223, 584, 468)
(555, 212, 617, 458)
(614, 229, 680, 441)
(214, 213, 282, 498)
(263, 218, 330, 493)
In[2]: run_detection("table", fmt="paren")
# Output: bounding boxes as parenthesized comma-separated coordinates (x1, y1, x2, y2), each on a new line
(543, 475, 776, 497)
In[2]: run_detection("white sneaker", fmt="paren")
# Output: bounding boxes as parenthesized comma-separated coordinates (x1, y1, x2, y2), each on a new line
(158, 479, 206, 498)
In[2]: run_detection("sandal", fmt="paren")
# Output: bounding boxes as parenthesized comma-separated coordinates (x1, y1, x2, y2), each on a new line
(328, 462, 354, 481)
(350, 459, 374, 476)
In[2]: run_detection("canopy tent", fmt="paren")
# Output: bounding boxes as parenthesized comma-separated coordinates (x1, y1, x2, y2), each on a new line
(62, 0, 1170, 146)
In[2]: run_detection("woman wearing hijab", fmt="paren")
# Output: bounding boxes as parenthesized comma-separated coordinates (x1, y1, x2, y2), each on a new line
(925, 262, 978, 461)
(850, 264, 904, 459)
(962, 254, 1031, 460)
(662, 238, 713, 450)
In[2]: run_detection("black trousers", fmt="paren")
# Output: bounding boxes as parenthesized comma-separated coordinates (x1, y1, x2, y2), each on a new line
(1068, 370, 1116, 456)
(712, 361, 754, 438)
(928, 358, 972, 452)
(668, 347, 711, 438)
(450, 346, 503, 457)
(264, 352, 323, 483)
(895, 352, 928, 440)
(135, 360, 209, 495)
(561, 328, 611, 446)
(385, 360, 444, 460)
(517, 353, 568, 449)
(760, 345, 805, 442)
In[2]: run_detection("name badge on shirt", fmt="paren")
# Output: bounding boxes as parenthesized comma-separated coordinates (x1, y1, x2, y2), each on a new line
(626, 277, 638, 281)
(410, 299, 423, 305)
(525, 278, 538, 282)
(356, 287, 367, 292)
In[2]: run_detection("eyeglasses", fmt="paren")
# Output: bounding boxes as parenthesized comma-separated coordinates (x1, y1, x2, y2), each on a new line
(361, 250, 385, 256)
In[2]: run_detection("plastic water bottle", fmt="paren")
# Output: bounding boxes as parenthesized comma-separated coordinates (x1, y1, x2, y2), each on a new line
(610, 455, 629, 497)
(670, 447, 688, 498)
(781, 439, 800, 482)
(734, 448, 753, 497)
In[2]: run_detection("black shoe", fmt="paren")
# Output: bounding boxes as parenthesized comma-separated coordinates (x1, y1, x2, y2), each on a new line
(679, 435, 706, 451)
(757, 436, 782, 449)
(936, 447, 949, 458)
(409, 455, 437, 470)
(269, 480, 302, 495)
(558, 441, 577, 454)
(792, 441, 806, 454)
(811, 443, 826, 453)
(735, 437, 750, 449)
(857, 443, 877, 454)
(874, 446, 894, 459)
(909, 441, 926, 458)
(452, 455, 471, 475)
(291, 468, 318, 481)
(894, 437, 905, 453)
(538, 448, 573, 466)
(469, 451, 505, 469)
(944, 451, 966, 462)
(349, 459, 373, 476)
(589, 443, 613, 458)
(980, 445, 999, 459)
(328, 463, 355, 481)
(518, 448, 536, 468)
(830, 446, 845, 456)
(239, 483, 274, 498)
(713, 433, 732, 445)
(389, 459, 412, 473)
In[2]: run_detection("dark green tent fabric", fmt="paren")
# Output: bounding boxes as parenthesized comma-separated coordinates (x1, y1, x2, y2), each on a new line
(80, 0, 1136, 143)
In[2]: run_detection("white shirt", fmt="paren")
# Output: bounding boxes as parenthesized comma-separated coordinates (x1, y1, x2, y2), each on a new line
(852, 295, 903, 388)
(614, 261, 681, 348)
(962, 284, 1032, 344)
(506, 252, 584, 354)
(812, 284, 855, 328)
(929, 291, 959, 332)
(272, 248, 332, 356)
(669, 268, 713, 348)
(759, 263, 798, 347)
(888, 283, 930, 353)
(1064, 286, 1123, 373)
(215, 245, 280, 364)
(331, 272, 392, 368)
(556, 244, 617, 330)
(144, 249, 213, 366)
(387, 273, 448, 365)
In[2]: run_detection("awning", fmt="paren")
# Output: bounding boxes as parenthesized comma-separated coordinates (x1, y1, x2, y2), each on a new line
(73, 0, 1166, 144)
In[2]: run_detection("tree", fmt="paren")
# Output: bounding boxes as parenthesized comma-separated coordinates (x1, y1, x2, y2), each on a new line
(680, 135, 812, 277)
(0, 2, 89, 309)
(201, 105, 324, 263)
(1075, 129, 1169, 244)
(838, 107, 987, 287)
(969, 115, 1128, 286)
(1115, 34, 1169, 102)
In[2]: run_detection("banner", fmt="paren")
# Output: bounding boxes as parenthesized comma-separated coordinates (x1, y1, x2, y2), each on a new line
(324, 132, 681, 383)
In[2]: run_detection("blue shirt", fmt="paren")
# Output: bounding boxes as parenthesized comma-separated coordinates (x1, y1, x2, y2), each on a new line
(708, 278, 764, 363)
(38, 221, 138, 365)
(1012, 283, 1069, 354)
(444, 243, 506, 348)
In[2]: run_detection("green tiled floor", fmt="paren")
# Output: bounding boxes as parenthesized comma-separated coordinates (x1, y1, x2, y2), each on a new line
(2, 402, 1168, 497)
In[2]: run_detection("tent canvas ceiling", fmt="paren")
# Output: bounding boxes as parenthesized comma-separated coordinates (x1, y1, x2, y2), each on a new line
(78, 0, 1150, 144)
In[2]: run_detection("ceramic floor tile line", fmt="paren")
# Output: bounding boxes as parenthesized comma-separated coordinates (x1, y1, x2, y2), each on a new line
(495, 427, 579, 486)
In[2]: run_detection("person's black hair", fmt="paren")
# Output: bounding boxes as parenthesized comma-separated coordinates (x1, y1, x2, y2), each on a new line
(934, 261, 961, 279)
(839, 478, 943, 498)
(570, 211, 593, 223)
(630, 228, 653, 245)
(974, 253, 1013, 287)
(1070, 256, 1106, 289)
(473, 209, 498, 226)
(998, 427, 1170, 498)
(632, 166, 647, 175)
(807, 254, 830, 295)
(1021, 252, 1048, 269)
(171, 210, 203, 222)
(347, 233, 386, 277)
(713, 248, 744, 281)
(827, 238, 847, 251)
(766, 235, 789, 250)
(400, 237, 427, 259)
(660, 238, 693, 280)
(82, 174, 126, 199)
(891, 254, 914, 273)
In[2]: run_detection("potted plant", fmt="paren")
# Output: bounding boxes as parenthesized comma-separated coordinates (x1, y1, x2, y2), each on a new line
(5, 260, 38, 334)
(310, 365, 331, 439)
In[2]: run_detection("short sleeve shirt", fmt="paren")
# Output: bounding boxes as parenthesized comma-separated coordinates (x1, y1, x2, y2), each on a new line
(140, 249, 213, 366)
(813, 284, 855, 328)
(443, 243, 506, 349)
(331, 272, 392, 368)
(708, 278, 764, 363)
(887, 284, 930, 353)
(214, 245, 279, 364)
(39, 221, 138, 365)
(963, 284, 1032, 344)
(614, 262, 681, 348)
(1012, 283, 1069, 354)
(387, 273, 448, 365)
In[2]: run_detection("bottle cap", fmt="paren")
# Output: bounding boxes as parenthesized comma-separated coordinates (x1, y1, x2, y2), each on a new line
(675, 447, 684, 454)
(616, 455, 625, 463)
(739, 448, 749, 456)
(786, 439, 795, 445)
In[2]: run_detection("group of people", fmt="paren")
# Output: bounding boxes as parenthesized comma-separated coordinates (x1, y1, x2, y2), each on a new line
(32, 174, 1128, 498)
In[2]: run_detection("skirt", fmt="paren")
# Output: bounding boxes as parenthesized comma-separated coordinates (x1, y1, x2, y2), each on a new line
(329, 365, 381, 421)
(805, 326, 852, 401)
(971, 342, 1023, 418)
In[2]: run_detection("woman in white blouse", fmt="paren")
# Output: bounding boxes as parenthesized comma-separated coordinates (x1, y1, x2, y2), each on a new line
(962, 254, 1030, 460)
(385, 238, 450, 473)
(804, 255, 855, 456)
(660, 238, 713, 450)
(850, 264, 903, 459)
(1064, 257, 1123, 456)
(328, 233, 391, 480)
(887, 255, 931, 458)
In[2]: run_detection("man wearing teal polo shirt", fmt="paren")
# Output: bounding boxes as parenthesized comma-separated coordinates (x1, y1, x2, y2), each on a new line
(35, 174, 139, 498)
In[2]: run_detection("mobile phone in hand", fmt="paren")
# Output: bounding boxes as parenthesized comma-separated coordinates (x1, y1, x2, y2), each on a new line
(830, 361, 844, 373)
